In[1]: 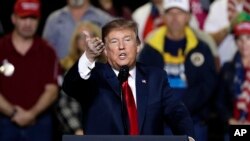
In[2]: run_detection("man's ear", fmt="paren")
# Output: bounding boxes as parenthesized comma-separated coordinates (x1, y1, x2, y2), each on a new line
(136, 43, 141, 53)
(136, 37, 141, 53)
(104, 45, 107, 56)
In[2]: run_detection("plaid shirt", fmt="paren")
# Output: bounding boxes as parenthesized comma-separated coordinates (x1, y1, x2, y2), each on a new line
(56, 90, 82, 134)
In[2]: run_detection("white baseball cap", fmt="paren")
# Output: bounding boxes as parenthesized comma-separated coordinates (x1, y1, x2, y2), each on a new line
(163, 0, 190, 12)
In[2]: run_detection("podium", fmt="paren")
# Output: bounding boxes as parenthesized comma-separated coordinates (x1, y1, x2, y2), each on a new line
(62, 135, 188, 141)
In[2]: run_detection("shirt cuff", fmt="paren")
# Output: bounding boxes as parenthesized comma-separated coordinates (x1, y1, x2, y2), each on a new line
(188, 136, 195, 141)
(78, 52, 95, 79)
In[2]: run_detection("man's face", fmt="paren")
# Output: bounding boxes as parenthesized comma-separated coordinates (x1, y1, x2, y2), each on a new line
(104, 28, 140, 70)
(163, 8, 189, 33)
(68, 0, 85, 7)
(12, 15, 39, 38)
(236, 34, 250, 58)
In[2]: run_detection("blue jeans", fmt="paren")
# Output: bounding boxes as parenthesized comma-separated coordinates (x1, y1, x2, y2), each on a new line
(0, 113, 53, 141)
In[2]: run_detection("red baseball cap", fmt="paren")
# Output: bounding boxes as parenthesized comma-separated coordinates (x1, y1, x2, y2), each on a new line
(233, 22, 250, 36)
(14, 0, 41, 18)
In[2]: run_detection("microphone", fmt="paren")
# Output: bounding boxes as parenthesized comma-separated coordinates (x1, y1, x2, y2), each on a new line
(118, 65, 129, 84)
(117, 65, 129, 134)
(0, 59, 15, 77)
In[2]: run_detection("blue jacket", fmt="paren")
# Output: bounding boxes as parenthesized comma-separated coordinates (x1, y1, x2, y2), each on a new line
(62, 62, 194, 136)
(138, 26, 218, 120)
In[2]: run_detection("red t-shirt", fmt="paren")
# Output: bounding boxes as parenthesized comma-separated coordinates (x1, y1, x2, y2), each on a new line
(0, 33, 59, 110)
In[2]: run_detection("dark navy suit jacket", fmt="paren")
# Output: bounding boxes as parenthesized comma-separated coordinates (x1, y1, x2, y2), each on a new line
(62, 62, 194, 136)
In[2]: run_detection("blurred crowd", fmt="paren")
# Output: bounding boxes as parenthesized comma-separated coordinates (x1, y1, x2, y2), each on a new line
(1, 0, 250, 141)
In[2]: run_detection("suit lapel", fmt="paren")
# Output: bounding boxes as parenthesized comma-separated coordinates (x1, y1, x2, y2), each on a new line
(103, 64, 121, 97)
(136, 64, 148, 133)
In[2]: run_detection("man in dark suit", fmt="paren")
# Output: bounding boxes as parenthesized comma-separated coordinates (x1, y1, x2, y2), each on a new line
(62, 18, 195, 140)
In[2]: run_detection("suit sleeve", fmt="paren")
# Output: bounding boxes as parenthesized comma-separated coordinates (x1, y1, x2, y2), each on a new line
(62, 60, 88, 102)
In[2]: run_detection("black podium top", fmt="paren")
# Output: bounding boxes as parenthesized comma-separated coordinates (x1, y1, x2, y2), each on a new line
(62, 135, 188, 141)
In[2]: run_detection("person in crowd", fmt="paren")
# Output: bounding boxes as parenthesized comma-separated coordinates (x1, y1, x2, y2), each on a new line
(132, 0, 218, 71)
(62, 18, 195, 141)
(57, 21, 105, 135)
(0, 0, 59, 141)
(204, 0, 250, 66)
(43, 0, 113, 59)
(60, 21, 105, 71)
(132, 0, 164, 41)
(216, 11, 250, 141)
(189, 0, 212, 30)
(138, 0, 217, 140)
(91, 0, 132, 20)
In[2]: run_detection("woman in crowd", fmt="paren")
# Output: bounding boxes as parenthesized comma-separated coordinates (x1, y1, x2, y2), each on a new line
(216, 12, 250, 141)
(56, 21, 105, 135)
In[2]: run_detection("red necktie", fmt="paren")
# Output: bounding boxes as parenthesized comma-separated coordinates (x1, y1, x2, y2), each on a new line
(122, 80, 139, 135)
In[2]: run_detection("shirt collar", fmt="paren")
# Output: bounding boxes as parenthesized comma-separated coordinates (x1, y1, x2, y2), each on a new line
(63, 5, 94, 14)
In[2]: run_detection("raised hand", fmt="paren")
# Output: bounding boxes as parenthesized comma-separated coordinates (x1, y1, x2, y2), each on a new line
(82, 30, 105, 62)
